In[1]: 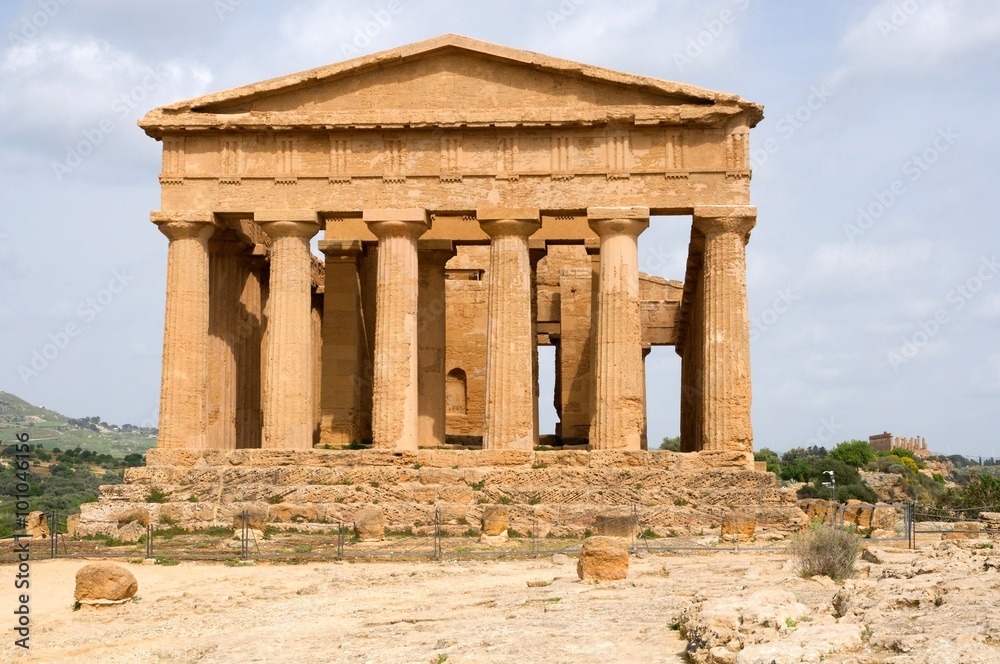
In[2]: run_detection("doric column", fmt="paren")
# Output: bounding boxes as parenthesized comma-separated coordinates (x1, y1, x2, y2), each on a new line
(318, 240, 364, 447)
(418, 244, 455, 448)
(234, 254, 265, 449)
(478, 208, 541, 450)
(152, 211, 217, 449)
(694, 205, 756, 454)
(257, 210, 320, 450)
(587, 207, 649, 450)
(364, 209, 429, 451)
(207, 238, 243, 449)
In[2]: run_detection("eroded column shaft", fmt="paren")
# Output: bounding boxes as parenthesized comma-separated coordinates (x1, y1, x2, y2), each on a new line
(153, 212, 216, 449)
(588, 208, 649, 451)
(479, 209, 540, 450)
(366, 210, 428, 451)
(260, 212, 319, 450)
(695, 206, 755, 454)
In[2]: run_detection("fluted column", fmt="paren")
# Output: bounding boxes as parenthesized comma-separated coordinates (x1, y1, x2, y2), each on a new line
(365, 209, 429, 451)
(694, 205, 756, 454)
(258, 210, 320, 450)
(478, 208, 541, 450)
(418, 245, 455, 448)
(587, 207, 649, 450)
(152, 211, 217, 449)
(207, 238, 243, 450)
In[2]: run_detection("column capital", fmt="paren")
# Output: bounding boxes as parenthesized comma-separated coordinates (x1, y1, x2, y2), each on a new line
(587, 206, 650, 239)
(477, 208, 540, 239)
(364, 208, 429, 239)
(693, 205, 756, 238)
(256, 210, 320, 240)
(151, 210, 217, 242)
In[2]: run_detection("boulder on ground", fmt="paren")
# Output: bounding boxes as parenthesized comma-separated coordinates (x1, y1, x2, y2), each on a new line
(26, 511, 49, 539)
(116, 521, 147, 543)
(66, 514, 80, 537)
(75, 563, 138, 604)
(577, 536, 629, 582)
(721, 510, 756, 541)
(480, 505, 509, 544)
(353, 506, 385, 541)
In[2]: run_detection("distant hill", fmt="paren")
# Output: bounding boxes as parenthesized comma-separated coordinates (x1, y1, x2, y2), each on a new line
(0, 392, 156, 458)
(0, 391, 68, 424)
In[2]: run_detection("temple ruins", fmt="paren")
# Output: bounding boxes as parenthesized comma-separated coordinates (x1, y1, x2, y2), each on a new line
(80, 35, 799, 537)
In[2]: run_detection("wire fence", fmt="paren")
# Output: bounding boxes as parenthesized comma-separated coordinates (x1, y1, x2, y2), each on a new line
(3, 502, 996, 563)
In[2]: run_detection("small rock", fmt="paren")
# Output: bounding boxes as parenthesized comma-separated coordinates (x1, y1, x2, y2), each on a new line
(117, 521, 147, 543)
(481, 505, 509, 536)
(353, 506, 385, 541)
(551, 553, 570, 565)
(577, 536, 628, 582)
(25, 512, 49, 540)
(75, 563, 138, 604)
(527, 580, 552, 587)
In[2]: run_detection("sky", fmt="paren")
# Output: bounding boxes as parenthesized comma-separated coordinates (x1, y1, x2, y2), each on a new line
(1, 0, 998, 458)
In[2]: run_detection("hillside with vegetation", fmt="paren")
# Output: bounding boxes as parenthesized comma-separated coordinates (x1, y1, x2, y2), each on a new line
(0, 392, 156, 536)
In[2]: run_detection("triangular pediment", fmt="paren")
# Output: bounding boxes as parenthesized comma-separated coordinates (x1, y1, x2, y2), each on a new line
(140, 35, 761, 134)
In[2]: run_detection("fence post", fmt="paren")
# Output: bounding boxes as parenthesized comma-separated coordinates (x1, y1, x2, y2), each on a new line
(337, 522, 344, 560)
(49, 511, 57, 559)
(532, 519, 539, 557)
(146, 523, 154, 559)
(240, 510, 249, 561)
(434, 508, 442, 559)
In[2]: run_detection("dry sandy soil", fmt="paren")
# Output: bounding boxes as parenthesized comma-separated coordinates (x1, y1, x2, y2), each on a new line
(2, 542, 999, 663)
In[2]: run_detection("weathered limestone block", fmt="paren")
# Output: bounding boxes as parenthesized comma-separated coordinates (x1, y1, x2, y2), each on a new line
(592, 512, 639, 538)
(66, 514, 80, 537)
(481, 505, 510, 536)
(577, 536, 629, 582)
(116, 521, 147, 543)
(269, 503, 320, 523)
(116, 507, 150, 528)
(721, 510, 756, 541)
(231, 506, 268, 530)
(26, 511, 49, 539)
(75, 563, 138, 604)
(353, 506, 386, 541)
(158, 503, 216, 525)
(945, 521, 981, 540)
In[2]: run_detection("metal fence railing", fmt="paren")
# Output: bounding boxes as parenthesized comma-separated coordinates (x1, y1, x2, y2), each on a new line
(2, 502, 997, 562)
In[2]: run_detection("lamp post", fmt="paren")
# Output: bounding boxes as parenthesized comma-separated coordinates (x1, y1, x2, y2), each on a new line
(822, 470, 837, 503)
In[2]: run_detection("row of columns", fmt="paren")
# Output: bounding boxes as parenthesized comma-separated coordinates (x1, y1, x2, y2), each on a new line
(153, 204, 754, 455)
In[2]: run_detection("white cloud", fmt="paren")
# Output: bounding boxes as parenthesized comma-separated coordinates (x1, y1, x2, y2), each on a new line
(839, 0, 1000, 76)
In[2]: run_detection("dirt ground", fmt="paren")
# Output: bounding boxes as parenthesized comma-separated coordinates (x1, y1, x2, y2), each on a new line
(1, 543, 998, 663)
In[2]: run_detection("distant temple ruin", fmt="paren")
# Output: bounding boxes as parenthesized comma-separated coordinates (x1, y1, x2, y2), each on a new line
(869, 431, 930, 458)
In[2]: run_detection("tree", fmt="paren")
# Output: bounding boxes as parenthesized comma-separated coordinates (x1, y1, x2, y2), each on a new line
(659, 436, 681, 452)
(754, 448, 781, 474)
(829, 440, 875, 468)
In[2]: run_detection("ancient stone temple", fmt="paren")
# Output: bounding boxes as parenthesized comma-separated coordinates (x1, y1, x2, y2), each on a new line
(81, 35, 792, 537)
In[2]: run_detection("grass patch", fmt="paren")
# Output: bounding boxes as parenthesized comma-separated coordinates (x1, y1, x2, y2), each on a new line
(267, 495, 284, 505)
(792, 524, 862, 581)
(469, 481, 485, 491)
(146, 488, 168, 504)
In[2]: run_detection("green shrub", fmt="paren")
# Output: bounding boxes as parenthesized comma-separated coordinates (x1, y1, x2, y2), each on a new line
(791, 524, 862, 581)
(829, 440, 875, 468)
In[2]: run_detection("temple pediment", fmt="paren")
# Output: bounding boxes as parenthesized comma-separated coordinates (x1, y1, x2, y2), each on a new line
(140, 34, 762, 135)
